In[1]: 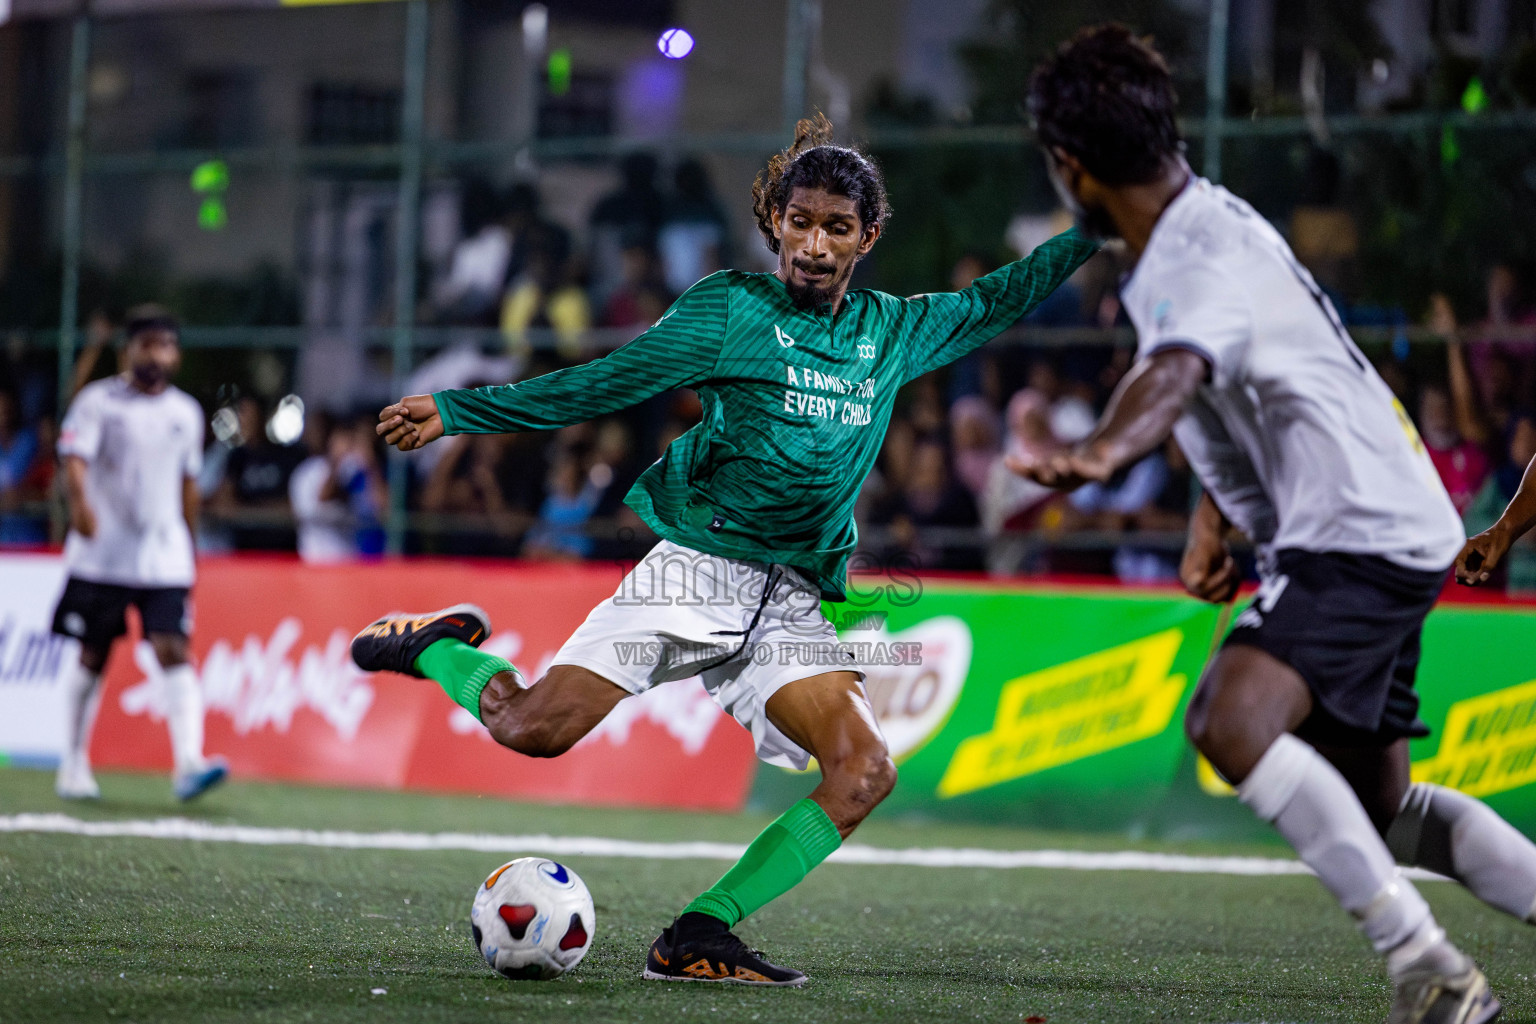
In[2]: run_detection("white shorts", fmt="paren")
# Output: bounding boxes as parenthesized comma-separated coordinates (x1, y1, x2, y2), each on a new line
(551, 540, 865, 770)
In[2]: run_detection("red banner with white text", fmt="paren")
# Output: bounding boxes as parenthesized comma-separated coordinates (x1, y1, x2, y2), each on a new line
(88, 557, 758, 811)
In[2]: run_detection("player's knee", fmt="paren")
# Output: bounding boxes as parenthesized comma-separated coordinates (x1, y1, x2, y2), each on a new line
(151, 635, 188, 667)
(827, 746, 897, 810)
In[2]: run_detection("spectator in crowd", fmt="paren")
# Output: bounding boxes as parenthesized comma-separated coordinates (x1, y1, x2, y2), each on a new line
(1434, 293, 1536, 501)
(501, 224, 592, 358)
(600, 244, 673, 329)
(0, 388, 44, 545)
(1063, 446, 1183, 583)
(522, 449, 608, 561)
(288, 412, 388, 563)
(212, 396, 306, 550)
(658, 157, 730, 295)
(869, 438, 980, 571)
(429, 178, 513, 326)
(949, 395, 1000, 499)
(1464, 263, 1536, 400)
(1417, 382, 1491, 516)
(588, 152, 667, 306)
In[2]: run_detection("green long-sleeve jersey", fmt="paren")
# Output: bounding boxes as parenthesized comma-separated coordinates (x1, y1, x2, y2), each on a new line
(435, 228, 1098, 600)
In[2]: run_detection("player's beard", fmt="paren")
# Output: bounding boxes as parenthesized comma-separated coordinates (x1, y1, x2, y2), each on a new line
(781, 254, 853, 312)
(130, 362, 169, 391)
(1049, 164, 1120, 242)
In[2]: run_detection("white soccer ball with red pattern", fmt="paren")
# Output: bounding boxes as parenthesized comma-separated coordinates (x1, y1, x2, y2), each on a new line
(470, 857, 595, 980)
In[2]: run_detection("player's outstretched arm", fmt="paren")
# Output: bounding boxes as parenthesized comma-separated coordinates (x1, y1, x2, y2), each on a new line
(900, 229, 1100, 381)
(1457, 453, 1536, 585)
(1008, 348, 1207, 490)
(378, 394, 445, 452)
(428, 273, 727, 437)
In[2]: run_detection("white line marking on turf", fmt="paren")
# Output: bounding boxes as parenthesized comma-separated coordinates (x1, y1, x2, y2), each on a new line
(0, 813, 1451, 881)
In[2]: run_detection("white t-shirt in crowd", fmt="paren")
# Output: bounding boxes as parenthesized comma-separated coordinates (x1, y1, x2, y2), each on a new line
(288, 454, 356, 564)
(1120, 177, 1465, 572)
(58, 376, 204, 587)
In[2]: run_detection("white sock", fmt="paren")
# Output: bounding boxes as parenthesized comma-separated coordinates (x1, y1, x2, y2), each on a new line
(1388, 781, 1536, 922)
(162, 663, 206, 775)
(60, 663, 102, 769)
(1238, 734, 1435, 961)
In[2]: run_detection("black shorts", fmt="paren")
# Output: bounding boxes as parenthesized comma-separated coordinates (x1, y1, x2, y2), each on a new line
(1222, 549, 1446, 744)
(51, 578, 192, 648)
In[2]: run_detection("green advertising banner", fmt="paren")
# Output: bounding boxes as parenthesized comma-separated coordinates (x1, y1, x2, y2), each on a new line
(751, 583, 1536, 841)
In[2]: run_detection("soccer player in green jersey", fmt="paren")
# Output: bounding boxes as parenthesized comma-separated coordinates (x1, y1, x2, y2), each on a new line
(350, 115, 1097, 985)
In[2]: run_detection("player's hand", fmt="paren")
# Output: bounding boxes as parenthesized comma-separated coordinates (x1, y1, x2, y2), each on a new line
(1455, 525, 1512, 586)
(1180, 530, 1239, 604)
(377, 394, 444, 452)
(1005, 442, 1114, 490)
(70, 502, 97, 539)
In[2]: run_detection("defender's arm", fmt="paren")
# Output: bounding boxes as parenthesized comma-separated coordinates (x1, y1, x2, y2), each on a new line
(1457, 454, 1536, 585)
(1008, 348, 1208, 489)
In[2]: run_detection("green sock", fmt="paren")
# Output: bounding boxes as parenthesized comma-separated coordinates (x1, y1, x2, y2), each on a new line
(412, 639, 517, 722)
(683, 798, 842, 927)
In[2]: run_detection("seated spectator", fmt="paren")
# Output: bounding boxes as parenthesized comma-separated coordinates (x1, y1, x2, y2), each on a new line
(949, 395, 1000, 499)
(522, 450, 607, 561)
(601, 244, 673, 329)
(0, 388, 44, 545)
(869, 438, 980, 571)
(658, 157, 729, 295)
(288, 413, 388, 563)
(212, 397, 306, 550)
(589, 152, 667, 306)
(980, 389, 1058, 536)
(501, 226, 592, 358)
(429, 178, 512, 326)
(1064, 446, 1186, 583)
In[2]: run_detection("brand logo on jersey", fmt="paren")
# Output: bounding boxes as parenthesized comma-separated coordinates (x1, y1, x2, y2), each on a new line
(774, 324, 796, 348)
(856, 336, 876, 361)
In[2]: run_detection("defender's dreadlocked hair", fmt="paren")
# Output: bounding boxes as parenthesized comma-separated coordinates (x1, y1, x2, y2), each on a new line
(752, 113, 891, 254)
(1028, 24, 1183, 187)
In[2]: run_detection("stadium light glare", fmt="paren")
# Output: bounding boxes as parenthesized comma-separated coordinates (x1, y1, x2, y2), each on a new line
(657, 28, 694, 60)
(267, 395, 305, 447)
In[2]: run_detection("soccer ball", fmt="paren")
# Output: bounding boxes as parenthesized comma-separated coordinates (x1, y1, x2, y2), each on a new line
(470, 857, 595, 980)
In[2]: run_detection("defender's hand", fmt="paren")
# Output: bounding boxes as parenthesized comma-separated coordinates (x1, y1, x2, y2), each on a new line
(1181, 530, 1239, 604)
(71, 502, 97, 539)
(1456, 526, 1512, 586)
(1005, 442, 1114, 491)
(377, 394, 444, 452)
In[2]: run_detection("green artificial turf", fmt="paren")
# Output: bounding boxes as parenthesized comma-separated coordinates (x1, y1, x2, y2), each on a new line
(1, 767, 1533, 1023)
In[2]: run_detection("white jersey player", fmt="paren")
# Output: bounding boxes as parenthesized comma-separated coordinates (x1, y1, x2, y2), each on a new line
(1016, 25, 1530, 1024)
(51, 306, 228, 802)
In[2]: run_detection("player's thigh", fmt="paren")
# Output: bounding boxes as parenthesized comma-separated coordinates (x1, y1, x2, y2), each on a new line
(135, 588, 191, 666)
(764, 670, 888, 771)
(1185, 644, 1313, 780)
(1310, 737, 1411, 835)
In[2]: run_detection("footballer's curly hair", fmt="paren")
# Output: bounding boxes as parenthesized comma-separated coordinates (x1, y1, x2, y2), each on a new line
(1028, 24, 1183, 186)
(752, 113, 891, 255)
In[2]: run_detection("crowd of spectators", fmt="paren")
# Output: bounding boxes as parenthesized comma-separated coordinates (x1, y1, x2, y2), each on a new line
(2, 159, 1534, 590)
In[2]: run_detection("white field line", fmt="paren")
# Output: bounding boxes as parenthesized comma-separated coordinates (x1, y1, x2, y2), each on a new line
(0, 812, 1450, 881)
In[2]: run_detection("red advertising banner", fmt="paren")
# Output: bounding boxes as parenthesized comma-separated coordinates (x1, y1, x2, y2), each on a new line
(90, 557, 758, 811)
